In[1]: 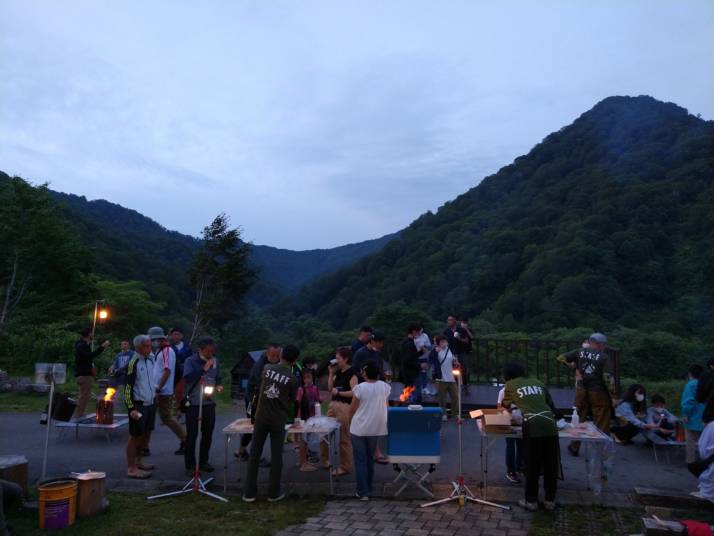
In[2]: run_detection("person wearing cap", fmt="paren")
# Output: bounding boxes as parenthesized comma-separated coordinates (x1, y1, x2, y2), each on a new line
(148, 326, 187, 456)
(557, 332, 616, 456)
(182, 336, 223, 475)
(351, 326, 374, 355)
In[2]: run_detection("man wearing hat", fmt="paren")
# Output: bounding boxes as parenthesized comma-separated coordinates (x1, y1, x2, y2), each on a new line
(557, 332, 617, 456)
(148, 326, 187, 456)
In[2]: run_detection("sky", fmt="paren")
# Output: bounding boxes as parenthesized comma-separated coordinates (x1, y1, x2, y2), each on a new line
(1, 1, 713, 250)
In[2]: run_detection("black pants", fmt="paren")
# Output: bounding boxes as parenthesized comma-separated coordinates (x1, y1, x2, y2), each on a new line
(523, 435, 558, 503)
(184, 404, 216, 469)
(611, 422, 641, 442)
(244, 421, 286, 499)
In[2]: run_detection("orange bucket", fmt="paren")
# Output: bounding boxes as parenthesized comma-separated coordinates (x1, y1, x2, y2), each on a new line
(38, 479, 77, 530)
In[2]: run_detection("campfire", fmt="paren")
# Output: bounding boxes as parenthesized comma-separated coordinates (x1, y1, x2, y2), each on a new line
(399, 385, 415, 403)
(96, 387, 116, 424)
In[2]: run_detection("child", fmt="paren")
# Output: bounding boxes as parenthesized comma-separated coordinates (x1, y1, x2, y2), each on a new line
(497, 386, 523, 484)
(647, 394, 679, 441)
(681, 364, 705, 463)
(296, 368, 321, 471)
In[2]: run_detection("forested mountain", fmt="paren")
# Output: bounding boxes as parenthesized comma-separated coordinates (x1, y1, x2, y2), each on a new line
(1, 182, 394, 308)
(292, 96, 714, 342)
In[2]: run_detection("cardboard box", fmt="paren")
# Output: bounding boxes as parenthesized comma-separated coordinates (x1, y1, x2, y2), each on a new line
(471, 408, 513, 433)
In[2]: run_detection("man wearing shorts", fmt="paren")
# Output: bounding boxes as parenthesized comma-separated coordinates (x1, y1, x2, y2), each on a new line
(124, 334, 158, 479)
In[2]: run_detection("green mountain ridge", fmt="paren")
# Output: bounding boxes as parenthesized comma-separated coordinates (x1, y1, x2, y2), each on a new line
(290, 95, 714, 341)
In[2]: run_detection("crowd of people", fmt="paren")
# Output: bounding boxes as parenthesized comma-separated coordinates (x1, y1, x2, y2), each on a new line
(69, 322, 712, 508)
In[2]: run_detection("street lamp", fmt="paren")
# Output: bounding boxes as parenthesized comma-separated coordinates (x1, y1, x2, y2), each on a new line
(90, 300, 109, 351)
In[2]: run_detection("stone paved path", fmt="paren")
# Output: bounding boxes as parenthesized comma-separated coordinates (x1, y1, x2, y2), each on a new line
(275, 498, 532, 536)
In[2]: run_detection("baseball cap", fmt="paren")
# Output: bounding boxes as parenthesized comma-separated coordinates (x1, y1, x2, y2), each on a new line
(589, 332, 608, 344)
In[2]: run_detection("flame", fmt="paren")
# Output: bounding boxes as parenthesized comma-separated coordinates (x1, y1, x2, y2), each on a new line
(399, 386, 415, 402)
(103, 387, 116, 402)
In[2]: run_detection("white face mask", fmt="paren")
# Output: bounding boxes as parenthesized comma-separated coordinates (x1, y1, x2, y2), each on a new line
(635, 393, 645, 402)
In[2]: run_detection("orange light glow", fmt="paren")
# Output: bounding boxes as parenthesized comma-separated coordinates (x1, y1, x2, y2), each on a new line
(399, 386, 416, 402)
(98, 309, 109, 320)
(103, 387, 116, 402)
(453, 369, 461, 376)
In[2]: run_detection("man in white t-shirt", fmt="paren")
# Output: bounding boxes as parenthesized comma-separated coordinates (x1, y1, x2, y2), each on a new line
(148, 326, 187, 456)
(428, 335, 459, 420)
(349, 362, 391, 500)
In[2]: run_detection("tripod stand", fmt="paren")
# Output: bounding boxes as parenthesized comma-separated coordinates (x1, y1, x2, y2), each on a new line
(421, 370, 510, 510)
(148, 377, 227, 502)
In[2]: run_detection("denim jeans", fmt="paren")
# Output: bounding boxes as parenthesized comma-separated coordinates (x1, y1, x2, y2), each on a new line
(506, 437, 522, 473)
(244, 421, 286, 499)
(351, 434, 382, 497)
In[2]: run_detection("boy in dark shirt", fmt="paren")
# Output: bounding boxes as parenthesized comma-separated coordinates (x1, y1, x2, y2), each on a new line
(243, 345, 299, 503)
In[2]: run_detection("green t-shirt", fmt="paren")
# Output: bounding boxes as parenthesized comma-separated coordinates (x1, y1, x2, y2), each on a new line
(254, 363, 297, 427)
(502, 377, 557, 438)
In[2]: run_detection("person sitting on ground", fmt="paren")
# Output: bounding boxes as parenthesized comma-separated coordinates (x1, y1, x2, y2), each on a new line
(295, 368, 321, 472)
(428, 334, 459, 421)
(611, 384, 657, 444)
(501, 362, 559, 511)
(349, 362, 391, 501)
(124, 334, 157, 479)
(681, 364, 705, 464)
(320, 346, 358, 475)
(647, 394, 678, 441)
(243, 345, 299, 503)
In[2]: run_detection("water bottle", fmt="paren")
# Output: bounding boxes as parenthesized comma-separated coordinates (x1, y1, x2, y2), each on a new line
(314, 402, 321, 417)
(571, 406, 579, 428)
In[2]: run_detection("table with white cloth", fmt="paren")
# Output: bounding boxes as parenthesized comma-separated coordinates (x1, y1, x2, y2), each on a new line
(476, 420, 614, 497)
(222, 417, 340, 495)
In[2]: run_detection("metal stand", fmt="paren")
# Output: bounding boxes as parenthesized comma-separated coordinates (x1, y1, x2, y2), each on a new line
(421, 371, 510, 510)
(148, 377, 227, 502)
(41, 366, 55, 481)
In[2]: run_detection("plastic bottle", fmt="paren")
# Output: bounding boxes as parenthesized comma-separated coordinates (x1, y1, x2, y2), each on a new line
(571, 407, 579, 428)
(314, 402, 322, 417)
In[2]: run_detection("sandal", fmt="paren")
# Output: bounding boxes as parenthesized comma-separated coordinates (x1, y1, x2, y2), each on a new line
(374, 457, 389, 464)
(331, 468, 349, 477)
(127, 470, 151, 479)
(138, 462, 155, 471)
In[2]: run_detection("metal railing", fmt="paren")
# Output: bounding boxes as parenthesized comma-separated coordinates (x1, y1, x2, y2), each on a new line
(468, 338, 620, 390)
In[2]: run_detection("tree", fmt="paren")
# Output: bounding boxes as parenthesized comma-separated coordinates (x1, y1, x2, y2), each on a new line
(0, 176, 88, 333)
(189, 214, 256, 342)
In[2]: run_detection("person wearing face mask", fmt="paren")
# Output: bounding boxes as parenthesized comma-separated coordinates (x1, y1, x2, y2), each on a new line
(428, 335, 459, 421)
(611, 384, 658, 444)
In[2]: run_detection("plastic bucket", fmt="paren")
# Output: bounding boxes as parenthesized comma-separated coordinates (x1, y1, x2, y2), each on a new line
(38, 479, 77, 530)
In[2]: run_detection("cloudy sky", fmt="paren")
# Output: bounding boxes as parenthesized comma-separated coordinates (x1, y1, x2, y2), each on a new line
(1, 1, 713, 249)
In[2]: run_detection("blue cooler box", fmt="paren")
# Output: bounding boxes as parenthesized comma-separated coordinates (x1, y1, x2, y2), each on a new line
(387, 407, 442, 464)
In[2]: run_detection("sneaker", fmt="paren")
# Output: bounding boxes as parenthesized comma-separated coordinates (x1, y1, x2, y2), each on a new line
(544, 500, 556, 511)
(174, 442, 185, 455)
(268, 492, 286, 503)
(506, 472, 521, 484)
(300, 463, 318, 472)
(355, 492, 369, 501)
(137, 462, 155, 471)
(200, 463, 215, 473)
(518, 499, 537, 511)
(127, 469, 151, 479)
(242, 495, 256, 503)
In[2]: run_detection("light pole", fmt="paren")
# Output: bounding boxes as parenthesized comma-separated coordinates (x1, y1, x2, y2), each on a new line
(90, 300, 109, 351)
